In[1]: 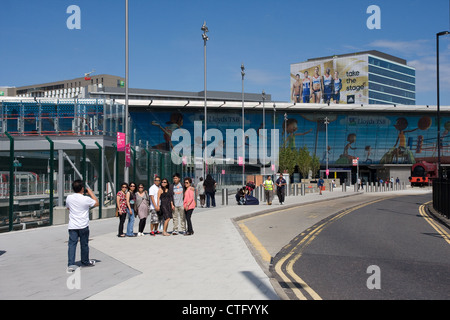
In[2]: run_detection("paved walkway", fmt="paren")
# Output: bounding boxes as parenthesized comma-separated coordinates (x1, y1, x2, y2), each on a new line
(0, 187, 433, 300)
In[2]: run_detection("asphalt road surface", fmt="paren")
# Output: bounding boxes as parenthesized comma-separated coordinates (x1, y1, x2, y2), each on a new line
(252, 193, 450, 300)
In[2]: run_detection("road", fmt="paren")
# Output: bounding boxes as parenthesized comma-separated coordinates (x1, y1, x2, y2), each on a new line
(239, 192, 450, 300)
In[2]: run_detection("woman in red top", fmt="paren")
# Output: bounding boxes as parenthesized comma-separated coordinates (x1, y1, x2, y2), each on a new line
(116, 183, 128, 237)
(183, 177, 196, 236)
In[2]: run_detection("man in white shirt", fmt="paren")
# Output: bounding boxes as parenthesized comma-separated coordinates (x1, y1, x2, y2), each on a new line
(149, 177, 161, 235)
(65, 180, 99, 272)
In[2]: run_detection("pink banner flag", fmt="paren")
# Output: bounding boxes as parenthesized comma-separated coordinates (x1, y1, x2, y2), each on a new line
(117, 132, 125, 152)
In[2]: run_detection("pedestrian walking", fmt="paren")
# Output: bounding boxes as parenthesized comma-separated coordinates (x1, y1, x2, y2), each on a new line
(183, 177, 196, 236)
(149, 177, 161, 236)
(318, 176, 324, 195)
(171, 173, 185, 235)
(275, 173, 287, 205)
(116, 182, 128, 237)
(126, 182, 137, 237)
(263, 175, 274, 205)
(196, 177, 205, 208)
(158, 178, 174, 236)
(204, 174, 217, 208)
(66, 180, 99, 272)
(135, 183, 149, 236)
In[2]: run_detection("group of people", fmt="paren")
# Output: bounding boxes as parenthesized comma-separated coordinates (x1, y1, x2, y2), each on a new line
(292, 67, 342, 104)
(116, 173, 217, 238)
(262, 174, 287, 205)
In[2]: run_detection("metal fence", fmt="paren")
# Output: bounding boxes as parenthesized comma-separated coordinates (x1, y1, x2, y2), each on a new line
(433, 179, 450, 219)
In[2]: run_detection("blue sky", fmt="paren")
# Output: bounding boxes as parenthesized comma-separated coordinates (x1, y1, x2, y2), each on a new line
(1, 0, 450, 105)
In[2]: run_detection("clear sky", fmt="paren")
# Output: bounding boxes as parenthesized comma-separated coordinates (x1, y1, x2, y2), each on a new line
(1, 0, 450, 105)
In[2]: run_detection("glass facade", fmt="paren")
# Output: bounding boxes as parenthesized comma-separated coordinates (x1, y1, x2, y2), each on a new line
(130, 108, 450, 170)
(368, 56, 416, 105)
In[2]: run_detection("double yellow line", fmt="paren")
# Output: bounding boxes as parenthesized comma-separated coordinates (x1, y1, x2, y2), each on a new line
(419, 201, 450, 245)
(239, 198, 387, 300)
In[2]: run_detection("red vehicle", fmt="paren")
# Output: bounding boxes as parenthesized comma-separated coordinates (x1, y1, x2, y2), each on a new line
(409, 161, 438, 187)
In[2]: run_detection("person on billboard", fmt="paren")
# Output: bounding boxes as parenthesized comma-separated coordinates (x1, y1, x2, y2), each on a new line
(322, 68, 334, 104)
(291, 74, 302, 103)
(311, 67, 322, 103)
(333, 71, 342, 104)
(301, 71, 312, 103)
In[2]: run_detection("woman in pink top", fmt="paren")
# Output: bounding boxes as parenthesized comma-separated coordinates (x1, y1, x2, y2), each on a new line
(183, 177, 196, 236)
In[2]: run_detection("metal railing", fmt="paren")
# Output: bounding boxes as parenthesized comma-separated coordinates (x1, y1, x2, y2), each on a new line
(433, 179, 450, 219)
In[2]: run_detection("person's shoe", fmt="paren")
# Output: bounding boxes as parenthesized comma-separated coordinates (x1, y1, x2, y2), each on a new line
(150, 231, 155, 236)
(172, 231, 178, 235)
(82, 260, 96, 268)
(67, 265, 77, 273)
(185, 232, 192, 236)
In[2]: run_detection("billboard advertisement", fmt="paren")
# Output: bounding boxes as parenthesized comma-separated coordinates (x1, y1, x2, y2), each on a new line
(290, 54, 369, 104)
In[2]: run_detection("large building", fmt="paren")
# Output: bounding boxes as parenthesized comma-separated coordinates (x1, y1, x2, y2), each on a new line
(1, 74, 125, 99)
(290, 50, 416, 105)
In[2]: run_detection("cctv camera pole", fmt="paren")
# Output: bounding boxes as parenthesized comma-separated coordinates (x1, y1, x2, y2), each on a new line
(202, 22, 209, 179)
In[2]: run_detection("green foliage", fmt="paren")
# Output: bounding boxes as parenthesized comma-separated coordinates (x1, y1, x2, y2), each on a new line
(278, 145, 318, 179)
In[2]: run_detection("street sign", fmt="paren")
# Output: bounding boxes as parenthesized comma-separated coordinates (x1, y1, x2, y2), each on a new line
(352, 159, 358, 166)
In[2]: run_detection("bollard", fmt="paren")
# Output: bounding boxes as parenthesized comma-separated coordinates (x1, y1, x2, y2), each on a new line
(225, 188, 228, 205)
(222, 189, 226, 206)
(301, 183, 305, 196)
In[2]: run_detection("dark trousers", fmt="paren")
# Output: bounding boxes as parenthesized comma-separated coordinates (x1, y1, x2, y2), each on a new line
(206, 191, 216, 207)
(277, 188, 285, 203)
(139, 218, 147, 233)
(185, 209, 194, 233)
(68, 227, 90, 267)
(118, 212, 127, 236)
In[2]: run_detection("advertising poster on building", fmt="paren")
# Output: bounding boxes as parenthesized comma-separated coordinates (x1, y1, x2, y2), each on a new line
(290, 54, 369, 104)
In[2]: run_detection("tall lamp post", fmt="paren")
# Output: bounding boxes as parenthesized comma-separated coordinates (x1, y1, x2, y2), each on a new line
(437, 30, 449, 180)
(273, 103, 276, 175)
(262, 90, 266, 176)
(324, 117, 329, 179)
(241, 64, 245, 186)
(202, 21, 209, 178)
(124, 0, 130, 182)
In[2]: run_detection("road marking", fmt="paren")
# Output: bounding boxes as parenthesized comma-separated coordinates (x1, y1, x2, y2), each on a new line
(238, 223, 272, 263)
(273, 198, 388, 300)
(419, 201, 450, 245)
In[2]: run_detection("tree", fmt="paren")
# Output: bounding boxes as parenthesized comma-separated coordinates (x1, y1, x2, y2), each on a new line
(279, 146, 297, 174)
(297, 145, 312, 179)
(311, 153, 321, 178)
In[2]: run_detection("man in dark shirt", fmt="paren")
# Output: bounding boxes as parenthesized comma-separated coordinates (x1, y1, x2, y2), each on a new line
(275, 173, 287, 205)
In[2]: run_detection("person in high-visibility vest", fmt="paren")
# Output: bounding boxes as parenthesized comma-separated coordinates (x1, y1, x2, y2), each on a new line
(263, 175, 274, 205)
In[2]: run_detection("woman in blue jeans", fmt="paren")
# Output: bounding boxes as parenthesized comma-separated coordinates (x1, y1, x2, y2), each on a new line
(126, 182, 137, 236)
(203, 174, 217, 208)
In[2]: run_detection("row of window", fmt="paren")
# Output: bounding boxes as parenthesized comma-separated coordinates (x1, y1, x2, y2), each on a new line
(369, 65, 416, 84)
(368, 56, 416, 76)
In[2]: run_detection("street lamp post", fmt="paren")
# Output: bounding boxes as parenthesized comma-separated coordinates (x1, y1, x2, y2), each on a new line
(124, 0, 129, 182)
(324, 117, 329, 179)
(273, 103, 276, 174)
(202, 21, 209, 179)
(436, 30, 449, 180)
(241, 64, 245, 186)
(262, 90, 266, 176)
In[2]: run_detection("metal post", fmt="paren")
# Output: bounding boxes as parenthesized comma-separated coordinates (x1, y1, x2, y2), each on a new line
(5, 132, 14, 231)
(436, 31, 450, 179)
(241, 64, 245, 186)
(58, 150, 64, 207)
(130, 146, 136, 182)
(202, 21, 209, 179)
(45, 136, 54, 226)
(124, 0, 130, 183)
(95, 142, 103, 219)
(78, 139, 86, 184)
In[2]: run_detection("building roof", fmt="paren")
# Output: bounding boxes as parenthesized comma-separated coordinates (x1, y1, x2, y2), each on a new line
(304, 50, 409, 66)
